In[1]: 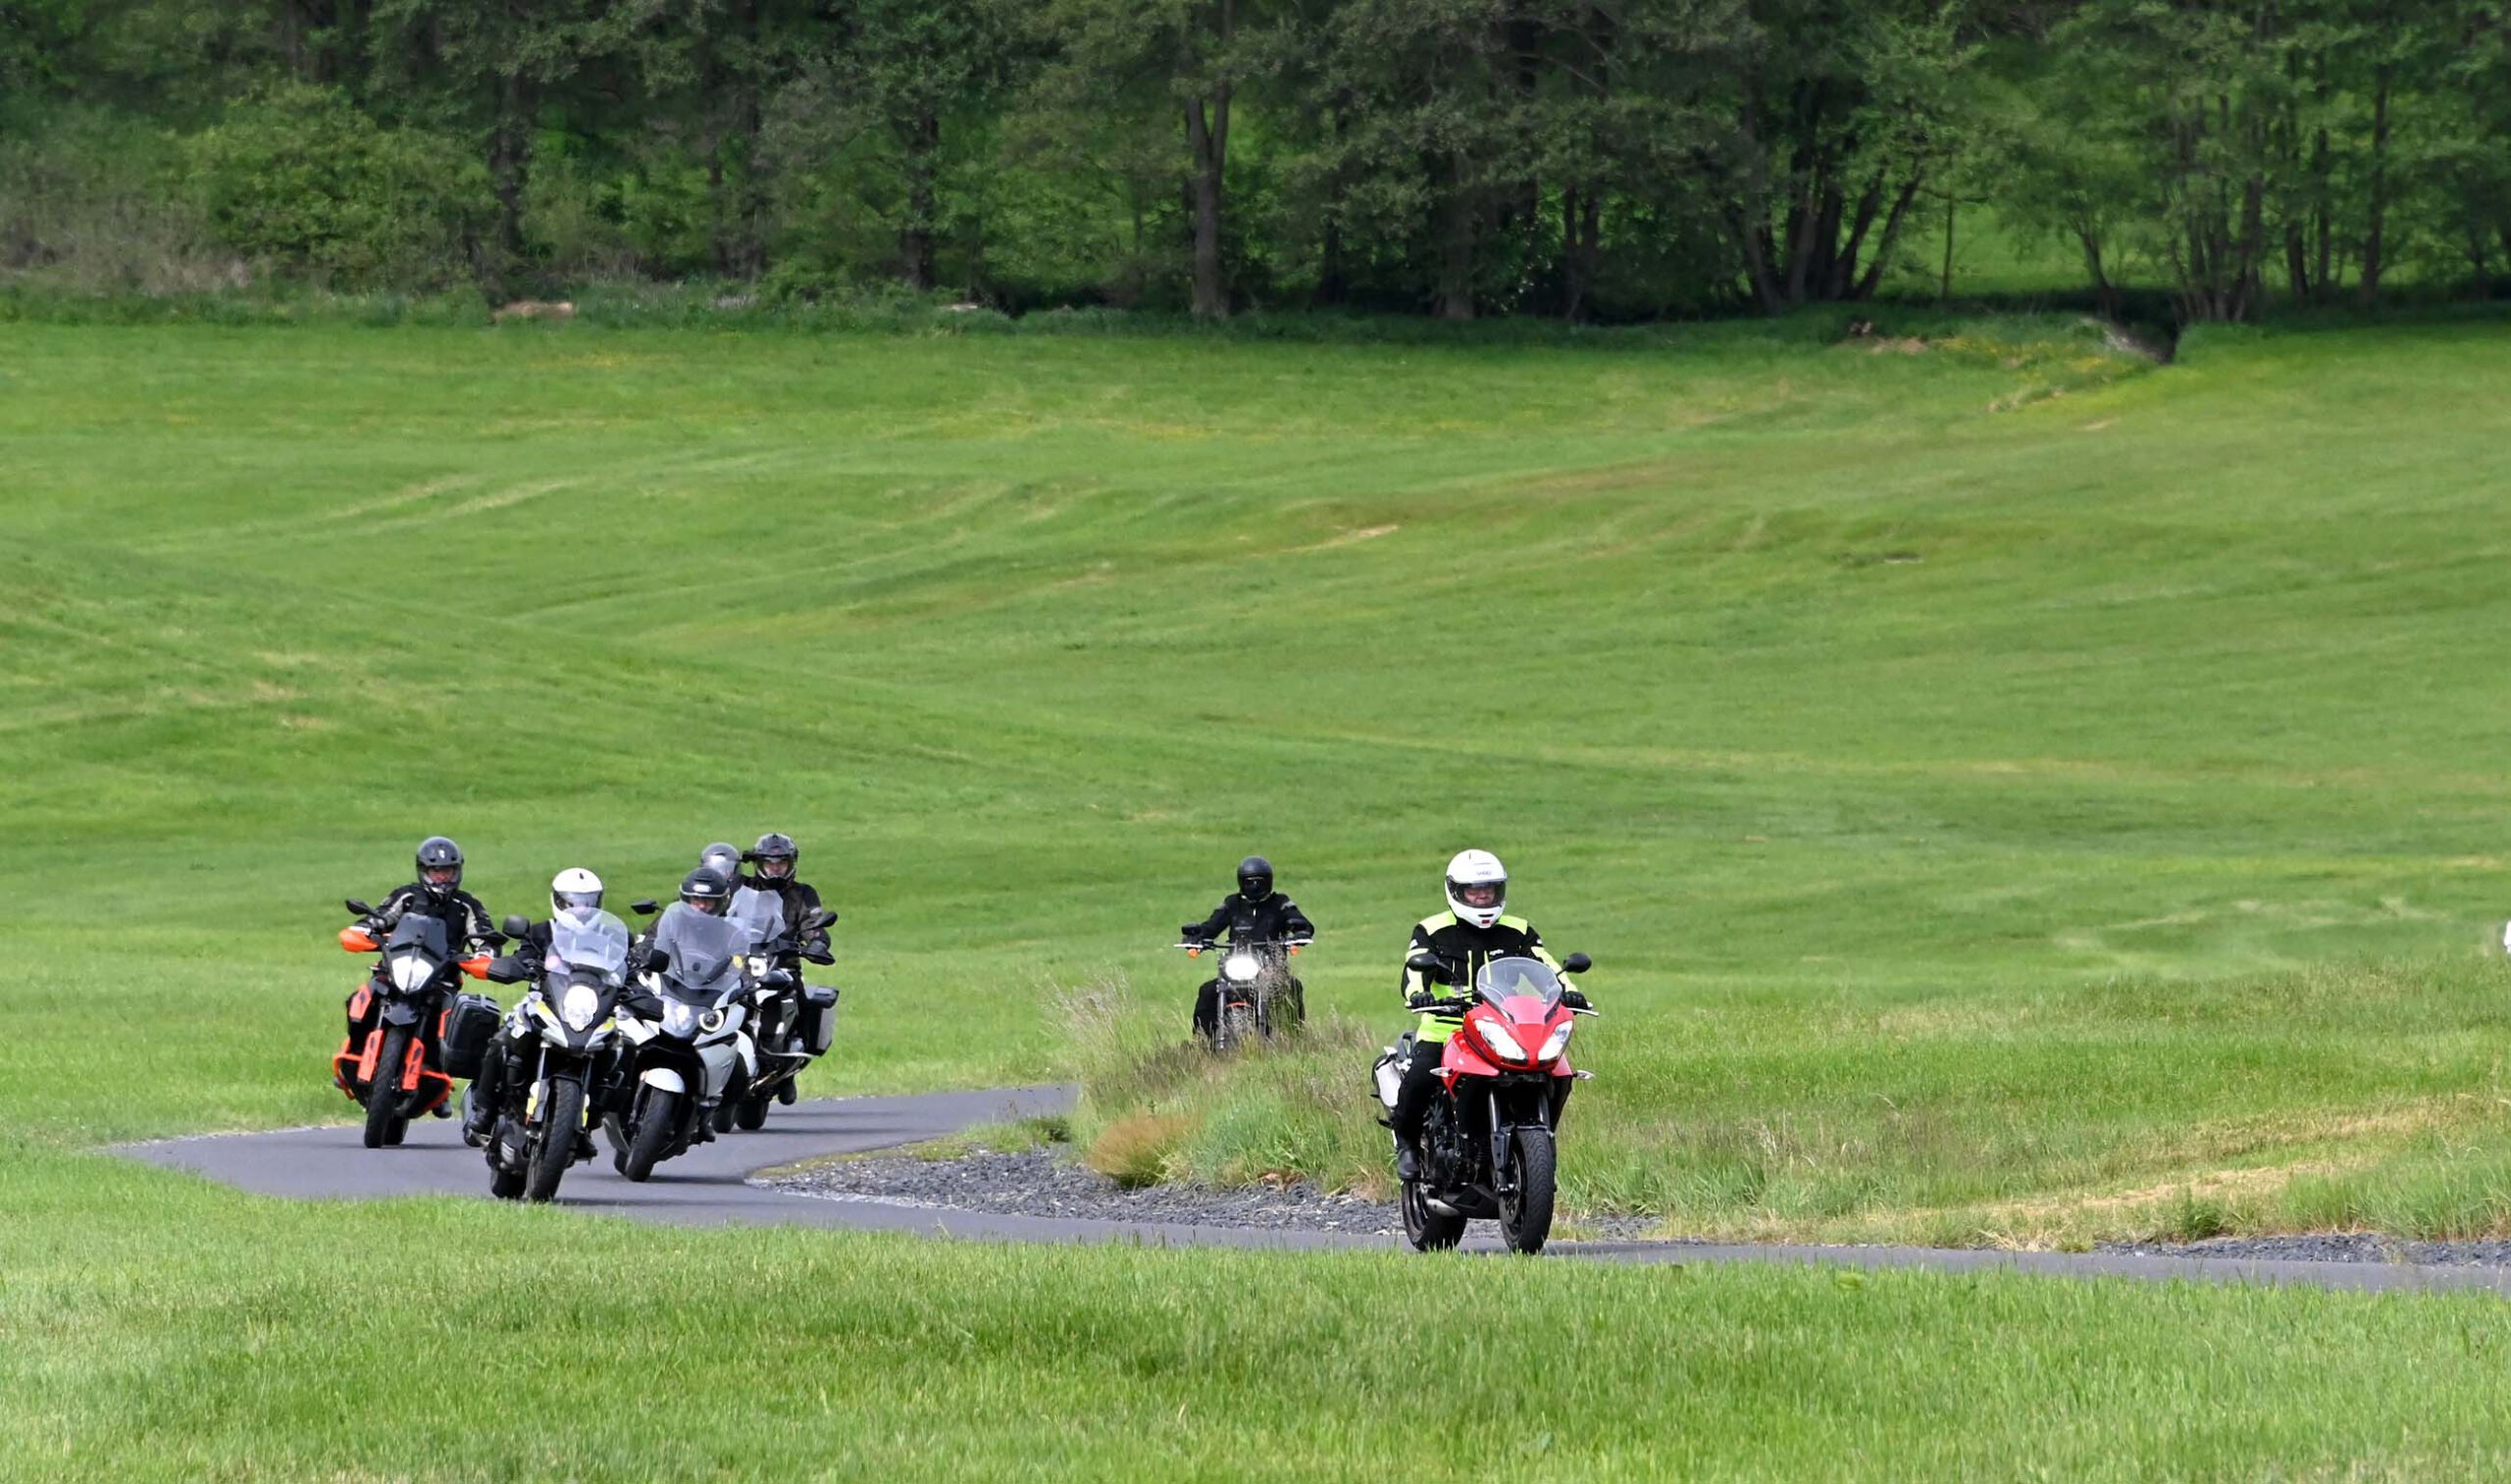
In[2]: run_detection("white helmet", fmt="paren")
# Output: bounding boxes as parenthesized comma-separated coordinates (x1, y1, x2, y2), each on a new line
(550, 867, 603, 918)
(1445, 849, 1507, 929)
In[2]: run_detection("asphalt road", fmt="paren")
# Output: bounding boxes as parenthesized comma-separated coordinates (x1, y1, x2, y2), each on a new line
(118, 1086, 2511, 1296)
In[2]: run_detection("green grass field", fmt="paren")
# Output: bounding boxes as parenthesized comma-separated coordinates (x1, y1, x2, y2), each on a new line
(9, 310, 2511, 1476)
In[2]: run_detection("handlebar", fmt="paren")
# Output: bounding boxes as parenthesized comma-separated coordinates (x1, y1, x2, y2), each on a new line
(1175, 938, 1312, 956)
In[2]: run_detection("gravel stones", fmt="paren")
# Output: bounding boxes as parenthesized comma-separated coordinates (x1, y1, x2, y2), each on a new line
(763, 1145, 1659, 1240)
(2099, 1234, 2511, 1266)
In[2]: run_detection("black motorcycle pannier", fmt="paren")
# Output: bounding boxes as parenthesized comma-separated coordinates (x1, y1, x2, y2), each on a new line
(439, 993, 501, 1079)
(800, 983, 839, 1056)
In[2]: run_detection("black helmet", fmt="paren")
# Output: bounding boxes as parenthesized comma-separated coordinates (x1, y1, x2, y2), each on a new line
(1237, 855, 1274, 901)
(750, 832, 797, 883)
(416, 836, 464, 896)
(679, 867, 734, 916)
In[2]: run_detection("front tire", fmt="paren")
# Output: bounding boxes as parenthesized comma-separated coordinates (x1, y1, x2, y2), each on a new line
(624, 1090, 677, 1182)
(362, 1026, 410, 1149)
(524, 1079, 585, 1203)
(1499, 1127, 1557, 1254)
(734, 1097, 767, 1131)
(1402, 1180, 1466, 1253)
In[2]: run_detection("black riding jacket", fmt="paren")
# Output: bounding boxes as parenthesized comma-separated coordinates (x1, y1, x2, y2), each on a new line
(1184, 892, 1315, 947)
(1400, 911, 1570, 1042)
(371, 883, 494, 948)
(743, 875, 830, 953)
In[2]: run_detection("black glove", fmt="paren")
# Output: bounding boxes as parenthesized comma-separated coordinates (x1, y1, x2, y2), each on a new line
(1407, 990, 1440, 1012)
(1561, 990, 1591, 1011)
(1180, 926, 1205, 941)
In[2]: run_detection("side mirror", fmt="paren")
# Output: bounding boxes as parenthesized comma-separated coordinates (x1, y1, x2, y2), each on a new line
(1562, 952, 1592, 975)
(1406, 952, 1453, 984)
(502, 914, 532, 941)
(806, 907, 838, 931)
(632, 898, 659, 916)
(803, 947, 836, 966)
(344, 898, 373, 917)
(482, 931, 509, 950)
(642, 947, 671, 973)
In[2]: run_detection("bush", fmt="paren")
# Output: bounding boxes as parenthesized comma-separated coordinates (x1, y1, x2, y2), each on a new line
(0, 106, 232, 294)
(184, 84, 485, 290)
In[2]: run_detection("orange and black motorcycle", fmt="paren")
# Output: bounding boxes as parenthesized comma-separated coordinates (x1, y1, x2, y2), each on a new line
(334, 899, 494, 1148)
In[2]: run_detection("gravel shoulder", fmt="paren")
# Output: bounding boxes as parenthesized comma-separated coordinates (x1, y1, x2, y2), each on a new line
(761, 1144, 1663, 1241)
(2099, 1234, 2511, 1266)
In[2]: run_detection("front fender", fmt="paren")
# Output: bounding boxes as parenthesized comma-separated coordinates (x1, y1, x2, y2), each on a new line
(640, 1068, 688, 1095)
(379, 998, 426, 1028)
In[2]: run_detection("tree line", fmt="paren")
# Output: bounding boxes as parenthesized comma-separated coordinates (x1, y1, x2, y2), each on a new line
(3, 0, 2507, 322)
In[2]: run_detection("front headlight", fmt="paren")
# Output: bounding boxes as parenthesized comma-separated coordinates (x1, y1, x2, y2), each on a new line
(1476, 1017, 1529, 1063)
(561, 985, 601, 1031)
(387, 953, 435, 993)
(1537, 1021, 1574, 1062)
(698, 1007, 727, 1035)
(662, 1000, 698, 1038)
(1222, 952, 1260, 984)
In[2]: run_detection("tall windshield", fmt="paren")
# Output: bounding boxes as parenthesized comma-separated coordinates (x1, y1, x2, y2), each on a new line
(1475, 956, 1564, 1012)
(652, 904, 743, 1001)
(384, 912, 450, 960)
(549, 909, 631, 985)
(730, 887, 786, 951)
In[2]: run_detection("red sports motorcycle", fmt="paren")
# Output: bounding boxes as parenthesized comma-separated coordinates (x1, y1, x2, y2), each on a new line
(1381, 950, 1595, 1254)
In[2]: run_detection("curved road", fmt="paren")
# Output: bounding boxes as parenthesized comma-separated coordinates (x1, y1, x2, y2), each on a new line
(119, 1086, 2511, 1296)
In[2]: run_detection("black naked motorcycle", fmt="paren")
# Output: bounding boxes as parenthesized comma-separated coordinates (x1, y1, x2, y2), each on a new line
(1175, 935, 1310, 1052)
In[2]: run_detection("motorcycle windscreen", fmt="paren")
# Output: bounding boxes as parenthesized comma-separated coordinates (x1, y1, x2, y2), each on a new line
(650, 904, 743, 1000)
(729, 886, 787, 952)
(1475, 955, 1565, 1014)
(549, 907, 632, 985)
(384, 911, 453, 960)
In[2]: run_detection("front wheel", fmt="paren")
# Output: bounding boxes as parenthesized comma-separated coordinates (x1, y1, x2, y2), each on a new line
(1402, 1179, 1466, 1253)
(711, 1098, 737, 1134)
(362, 1026, 410, 1150)
(1498, 1127, 1557, 1254)
(734, 1097, 767, 1131)
(524, 1079, 585, 1203)
(624, 1090, 678, 1182)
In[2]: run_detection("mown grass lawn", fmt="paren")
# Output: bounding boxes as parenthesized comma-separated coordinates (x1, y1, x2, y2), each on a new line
(7, 310, 2511, 1476)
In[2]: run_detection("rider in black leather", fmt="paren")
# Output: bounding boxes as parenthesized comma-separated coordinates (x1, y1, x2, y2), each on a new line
(1182, 856, 1315, 1037)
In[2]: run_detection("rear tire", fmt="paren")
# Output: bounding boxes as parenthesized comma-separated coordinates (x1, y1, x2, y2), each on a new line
(383, 1115, 409, 1147)
(524, 1079, 585, 1203)
(362, 1026, 409, 1150)
(776, 1079, 797, 1106)
(624, 1090, 677, 1182)
(1402, 1179, 1466, 1253)
(1499, 1127, 1557, 1254)
(734, 1097, 767, 1131)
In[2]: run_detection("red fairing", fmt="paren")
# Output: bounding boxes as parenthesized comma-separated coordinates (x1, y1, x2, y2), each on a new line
(1439, 998, 1577, 1086)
